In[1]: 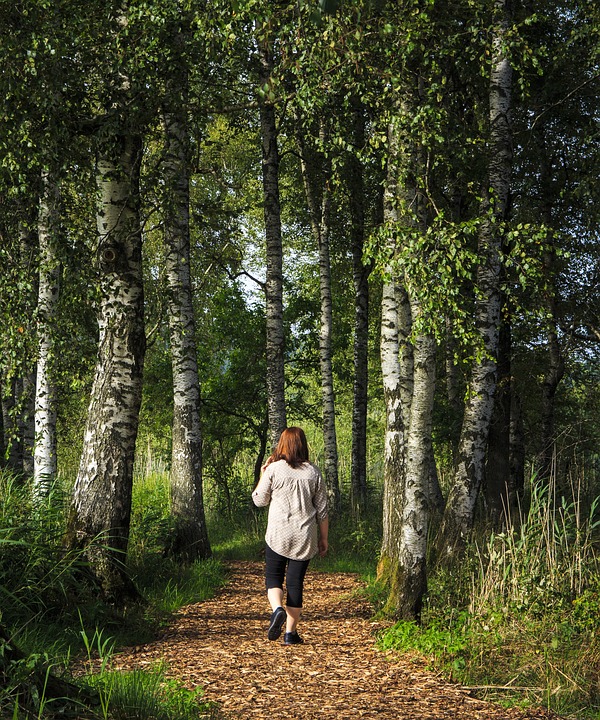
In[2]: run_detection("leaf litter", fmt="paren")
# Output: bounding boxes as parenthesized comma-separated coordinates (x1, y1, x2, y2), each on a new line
(109, 561, 562, 720)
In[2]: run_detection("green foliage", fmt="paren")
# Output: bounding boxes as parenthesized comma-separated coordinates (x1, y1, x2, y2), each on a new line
(378, 616, 471, 676)
(376, 472, 600, 717)
(0, 471, 96, 625)
(86, 665, 219, 720)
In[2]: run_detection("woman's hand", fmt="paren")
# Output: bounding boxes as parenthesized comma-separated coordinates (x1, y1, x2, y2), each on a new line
(318, 538, 328, 557)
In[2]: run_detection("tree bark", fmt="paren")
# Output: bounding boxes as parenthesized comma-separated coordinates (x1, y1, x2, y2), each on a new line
(379, 278, 405, 565)
(348, 102, 370, 517)
(379, 115, 405, 570)
(378, 108, 436, 620)
(162, 89, 211, 561)
(436, 0, 513, 559)
(485, 311, 511, 525)
(394, 326, 436, 619)
(296, 120, 341, 515)
(259, 41, 286, 450)
(33, 168, 61, 495)
(67, 132, 145, 601)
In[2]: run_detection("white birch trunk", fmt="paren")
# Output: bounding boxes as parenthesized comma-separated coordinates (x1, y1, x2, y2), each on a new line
(33, 169, 60, 495)
(162, 97, 211, 561)
(259, 41, 286, 449)
(68, 133, 145, 599)
(378, 107, 437, 619)
(379, 117, 405, 564)
(380, 277, 405, 562)
(397, 325, 436, 618)
(437, 0, 513, 557)
(297, 122, 340, 515)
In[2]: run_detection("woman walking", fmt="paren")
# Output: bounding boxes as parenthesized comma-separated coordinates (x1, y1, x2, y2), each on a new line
(252, 427, 329, 645)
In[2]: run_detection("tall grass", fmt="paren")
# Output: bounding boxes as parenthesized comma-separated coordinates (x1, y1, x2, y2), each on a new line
(472, 474, 599, 615)
(0, 466, 228, 719)
(378, 470, 600, 719)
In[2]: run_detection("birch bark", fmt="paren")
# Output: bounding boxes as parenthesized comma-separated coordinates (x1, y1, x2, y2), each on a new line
(296, 122, 340, 514)
(259, 41, 286, 449)
(436, 0, 513, 557)
(33, 169, 60, 495)
(67, 133, 145, 599)
(378, 106, 437, 619)
(162, 91, 211, 561)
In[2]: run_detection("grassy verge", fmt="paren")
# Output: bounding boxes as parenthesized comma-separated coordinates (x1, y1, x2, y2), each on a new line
(376, 480, 600, 719)
(0, 468, 228, 719)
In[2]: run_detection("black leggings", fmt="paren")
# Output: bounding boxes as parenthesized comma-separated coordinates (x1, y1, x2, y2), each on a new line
(265, 544, 310, 608)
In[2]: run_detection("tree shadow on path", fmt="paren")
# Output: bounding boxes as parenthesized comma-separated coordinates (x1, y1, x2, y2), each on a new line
(111, 561, 561, 720)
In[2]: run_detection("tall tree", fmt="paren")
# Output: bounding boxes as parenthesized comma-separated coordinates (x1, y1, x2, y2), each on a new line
(161, 27, 211, 560)
(377, 95, 437, 619)
(258, 34, 287, 449)
(296, 117, 341, 515)
(436, 0, 514, 558)
(66, 5, 146, 599)
(33, 169, 61, 494)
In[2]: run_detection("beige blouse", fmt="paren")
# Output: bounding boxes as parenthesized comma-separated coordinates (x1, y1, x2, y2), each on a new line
(252, 459, 328, 561)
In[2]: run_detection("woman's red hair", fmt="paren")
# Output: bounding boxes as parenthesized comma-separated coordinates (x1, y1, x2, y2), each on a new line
(271, 427, 309, 468)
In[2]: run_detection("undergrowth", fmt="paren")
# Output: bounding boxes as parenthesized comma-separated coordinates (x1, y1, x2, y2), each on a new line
(0, 468, 228, 719)
(377, 477, 600, 719)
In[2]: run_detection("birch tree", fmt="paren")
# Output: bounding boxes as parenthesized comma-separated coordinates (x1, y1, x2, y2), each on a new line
(436, 0, 514, 558)
(258, 36, 287, 449)
(296, 118, 341, 514)
(33, 169, 61, 495)
(162, 63, 211, 561)
(377, 104, 436, 619)
(66, 6, 146, 598)
(67, 130, 145, 599)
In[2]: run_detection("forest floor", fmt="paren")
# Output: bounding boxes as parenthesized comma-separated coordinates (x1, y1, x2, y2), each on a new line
(110, 561, 561, 720)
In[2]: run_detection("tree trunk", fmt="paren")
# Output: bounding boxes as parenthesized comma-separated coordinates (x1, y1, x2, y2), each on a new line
(259, 41, 286, 450)
(378, 277, 405, 566)
(66, 133, 145, 601)
(393, 326, 436, 619)
(378, 115, 405, 571)
(348, 102, 370, 517)
(33, 168, 61, 495)
(162, 92, 211, 562)
(296, 121, 341, 515)
(485, 311, 511, 525)
(436, 0, 513, 559)
(378, 110, 436, 619)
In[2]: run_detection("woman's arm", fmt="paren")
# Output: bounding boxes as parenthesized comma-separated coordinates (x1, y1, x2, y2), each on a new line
(252, 471, 273, 507)
(318, 516, 329, 557)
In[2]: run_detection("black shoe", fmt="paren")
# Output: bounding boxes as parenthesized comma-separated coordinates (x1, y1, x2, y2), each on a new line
(267, 606, 286, 641)
(284, 631, 304, 645)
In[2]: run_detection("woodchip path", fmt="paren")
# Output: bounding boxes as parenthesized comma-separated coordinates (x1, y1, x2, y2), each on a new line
(111, 561, 559, 720)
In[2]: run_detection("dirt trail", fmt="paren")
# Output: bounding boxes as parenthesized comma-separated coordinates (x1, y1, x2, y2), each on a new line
(112, 561, 557, 719)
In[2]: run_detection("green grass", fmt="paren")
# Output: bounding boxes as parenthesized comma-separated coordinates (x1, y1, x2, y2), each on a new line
(376, 478, 600, 719)
(4, 462, 599, 720)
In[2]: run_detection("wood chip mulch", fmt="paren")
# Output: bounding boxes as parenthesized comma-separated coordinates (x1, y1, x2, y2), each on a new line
(109, 561, 561, 719)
